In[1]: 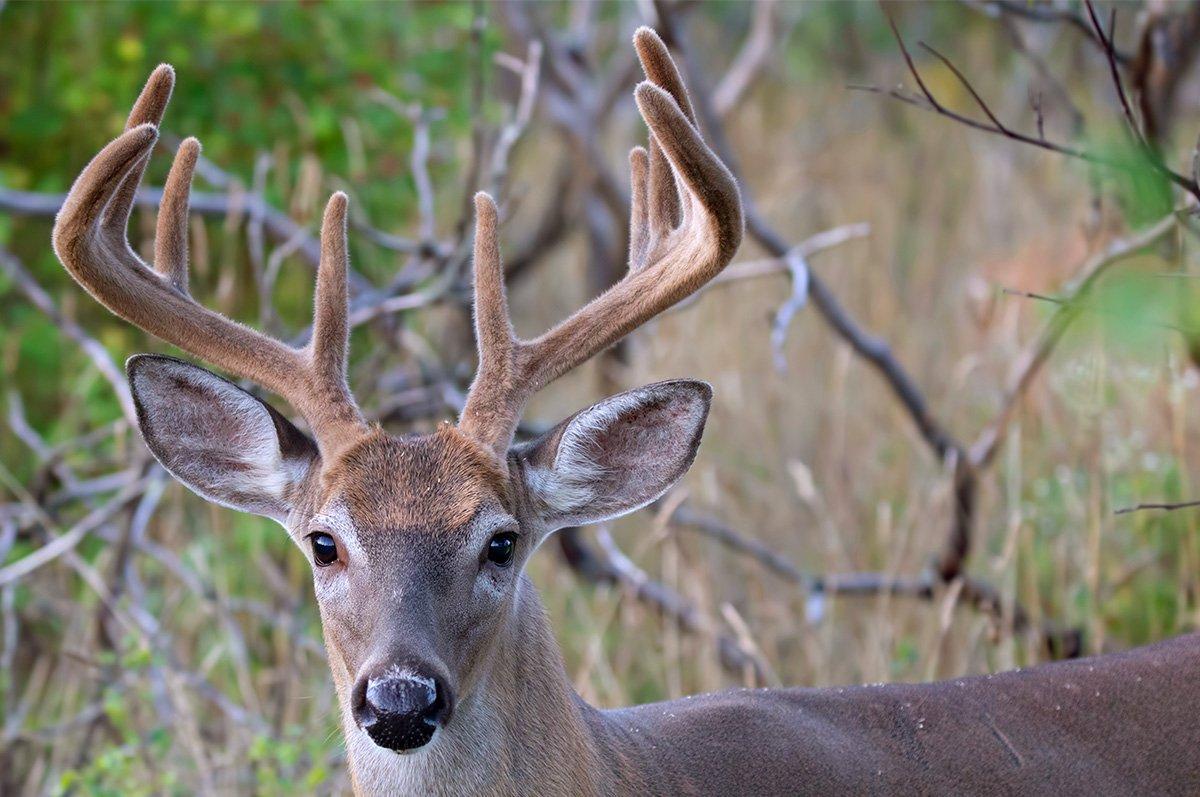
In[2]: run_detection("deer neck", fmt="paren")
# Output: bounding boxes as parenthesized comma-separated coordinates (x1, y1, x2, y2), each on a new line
(338, 575, 609, 796)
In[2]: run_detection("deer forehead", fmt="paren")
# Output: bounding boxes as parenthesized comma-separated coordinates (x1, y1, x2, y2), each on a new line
(316, 425, 511, 534)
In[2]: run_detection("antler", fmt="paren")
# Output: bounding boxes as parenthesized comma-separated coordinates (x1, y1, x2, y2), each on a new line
(458, 27, 744, 453)
(52, 65, 368, 460)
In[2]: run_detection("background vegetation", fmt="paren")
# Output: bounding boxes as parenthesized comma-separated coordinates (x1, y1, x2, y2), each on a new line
(4, 1, 1200, 793)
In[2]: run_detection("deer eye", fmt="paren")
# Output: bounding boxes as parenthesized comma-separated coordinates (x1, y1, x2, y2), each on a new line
(485, 532, 517, 567)
(310, 532, 339, 567)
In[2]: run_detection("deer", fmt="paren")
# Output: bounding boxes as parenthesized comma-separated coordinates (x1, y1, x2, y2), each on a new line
(50, 25, 1200, 797)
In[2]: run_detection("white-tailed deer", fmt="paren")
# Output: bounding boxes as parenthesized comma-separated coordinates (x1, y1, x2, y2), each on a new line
(52, 27, 1200, 796)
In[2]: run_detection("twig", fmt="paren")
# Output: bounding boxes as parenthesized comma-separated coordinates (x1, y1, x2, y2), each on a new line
(248, 151, 272, 330)
(0, 248, 135, 422)
(665, 500, 1079, 657)
(969, 211, 1180, 468)
(919, 41, 1011, 133)
(1001, 286, 1066, 306)
(1115, 500, 1200, 516)
(861, 11, 1106, 168)
(0, 185, 321, 269)
(487, 40, 544, 200)
(768, 247, 811, 373)
(1084, 2, 1144, 148)
(657, 2, 965, 465)
(595, 525, 767, 683)
(367, 90, 441, 244)
(0, 464, 147, 587)
(712, 0, 789, 117)
(866, 4, 1200, 203)
(972, 0, 1131, 64)
(750, 211, 964, 460)
(557, 526, 766, 682)
(668, 503, 808, 585)
(1082, 1, 1200, 204)
(676, 223, 870, 332)
(982, 4, 1085, 136)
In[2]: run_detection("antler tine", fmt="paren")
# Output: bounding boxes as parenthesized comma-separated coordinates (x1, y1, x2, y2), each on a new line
(306, 191, 368, 439)
(53, 66, 368, 461)
(458, 193, 518, 447)
(629, 145, 652, 269)
(154, 136, 198, 294)
(635, 29, 696, 242)
(108, 64, 175, 235)
(457, 27, 744, 455)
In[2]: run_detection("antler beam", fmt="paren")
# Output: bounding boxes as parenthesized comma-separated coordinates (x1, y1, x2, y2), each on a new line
(51, 66, 368, 459)
(457, 28, 744, 454)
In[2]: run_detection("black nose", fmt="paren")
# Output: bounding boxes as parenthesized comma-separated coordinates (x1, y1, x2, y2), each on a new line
(353, 672, 450, 751)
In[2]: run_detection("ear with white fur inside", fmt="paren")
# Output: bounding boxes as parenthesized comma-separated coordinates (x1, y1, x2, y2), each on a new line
(127, 354, 317, 522)
(517, 379, 712, 529)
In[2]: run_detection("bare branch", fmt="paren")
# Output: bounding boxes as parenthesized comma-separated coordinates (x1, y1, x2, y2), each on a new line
(0, 185, 324, 266)
(487, 40, 544, 199)
(665, 500, 1080, 658)
(712, 0, 787, 117)
(1084, 2, 1144, 147)
(0, 248, 135, 422)
(1115, 500, 1200, 516)
(971, 0, 1131, 64)
(968, 211, 1180, 468)
(557, 526, 766, 682)
(918, 41, 1011, 133)
(0, 465, 147, 587)
(709, 223, 871, 287)
(869, 4, 1200, 203)
(367, 89, 442, 243)
(863, 12, 1107, 167)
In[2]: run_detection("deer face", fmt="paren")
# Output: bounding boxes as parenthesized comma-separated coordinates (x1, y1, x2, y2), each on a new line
(127, 354, 711, 754)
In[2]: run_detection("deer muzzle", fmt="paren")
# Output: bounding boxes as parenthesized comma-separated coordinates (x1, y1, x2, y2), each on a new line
(352, 667, 452, 752)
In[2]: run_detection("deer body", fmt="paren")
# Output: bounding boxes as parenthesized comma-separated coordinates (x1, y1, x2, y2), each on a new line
(344, 563, 1200, 796)
(349, 608, 1200, 795)
(600, 631, 1200, 796)
(50, 26, 1200, 796)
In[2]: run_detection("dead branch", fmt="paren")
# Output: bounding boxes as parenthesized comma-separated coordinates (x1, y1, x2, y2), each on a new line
(864, 3, 1200, 204)
(557, 525, 767, 683)
(1115, 500, 1200, 516)
(0, 184, 331, 265)
(711, 0, 789, 117)
(0, 249, 135, 422)
(666, 499, 1080, 658)
(968, 210, 1180, 468)
(969, 0, 1131, 64)
(367, 90, 442, 244)
(658, 2, 968, 466)
(486, 40, 544, 201)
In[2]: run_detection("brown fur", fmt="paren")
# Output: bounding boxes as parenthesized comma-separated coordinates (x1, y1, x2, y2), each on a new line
(320, 425, 510, 531)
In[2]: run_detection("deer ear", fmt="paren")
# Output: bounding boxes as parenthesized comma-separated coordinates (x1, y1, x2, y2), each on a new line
(516, 380, 711, 529)
(127, 354, 317, 523)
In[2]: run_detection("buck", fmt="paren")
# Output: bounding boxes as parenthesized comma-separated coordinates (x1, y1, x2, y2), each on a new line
(51, 27, 1200, 796)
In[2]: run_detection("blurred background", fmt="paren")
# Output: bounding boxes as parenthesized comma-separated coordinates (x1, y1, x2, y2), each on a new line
(4, 0, 1200, 793)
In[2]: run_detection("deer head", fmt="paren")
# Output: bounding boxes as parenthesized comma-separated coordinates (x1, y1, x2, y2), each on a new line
(52, 28, 742, 759)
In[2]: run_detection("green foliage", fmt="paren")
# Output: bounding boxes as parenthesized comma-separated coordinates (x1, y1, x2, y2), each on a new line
(0, 0, 498, 476)
(0, 1, 488, 192)
(1089, 135, 1175, 229)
